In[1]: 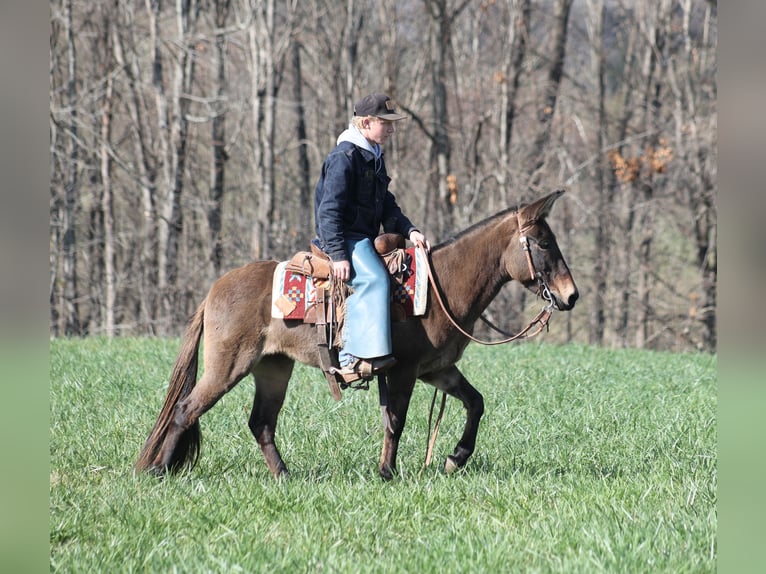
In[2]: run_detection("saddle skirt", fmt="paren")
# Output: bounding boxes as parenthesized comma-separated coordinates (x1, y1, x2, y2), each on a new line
(271, 246, 428, 322)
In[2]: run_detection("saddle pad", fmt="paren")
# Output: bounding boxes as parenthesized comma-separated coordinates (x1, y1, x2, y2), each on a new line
(271, 262, 318, 320)
(271, 247, 428, 320)
(393, 246, 428, 316)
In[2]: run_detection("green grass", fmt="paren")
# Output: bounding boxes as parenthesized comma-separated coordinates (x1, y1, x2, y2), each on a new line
(50, 339, 716, 573)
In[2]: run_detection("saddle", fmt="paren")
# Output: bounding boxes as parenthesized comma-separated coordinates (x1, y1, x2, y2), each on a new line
(286, 233, 407, 281)
(283, 233, 411, 400)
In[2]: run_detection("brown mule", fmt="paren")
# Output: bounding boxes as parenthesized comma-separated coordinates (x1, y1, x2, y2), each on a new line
(135, 191, 578, 480)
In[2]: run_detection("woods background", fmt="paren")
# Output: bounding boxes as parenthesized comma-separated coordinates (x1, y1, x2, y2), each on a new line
(48, 0, 717, 352)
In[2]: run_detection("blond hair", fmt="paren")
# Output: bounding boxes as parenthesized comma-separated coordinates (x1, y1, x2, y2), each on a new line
(351, 116, 372, 130)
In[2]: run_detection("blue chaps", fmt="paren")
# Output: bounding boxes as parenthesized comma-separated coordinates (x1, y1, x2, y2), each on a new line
(339, 237, 391, 366)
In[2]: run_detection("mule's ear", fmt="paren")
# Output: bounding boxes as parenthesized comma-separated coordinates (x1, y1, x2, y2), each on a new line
(519, 189, 566, 224)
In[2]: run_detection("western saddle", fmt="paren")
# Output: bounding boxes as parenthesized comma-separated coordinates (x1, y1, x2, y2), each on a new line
(284, 233, 408, 400)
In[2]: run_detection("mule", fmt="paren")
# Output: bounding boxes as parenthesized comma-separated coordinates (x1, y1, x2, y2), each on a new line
(135, 190, 578, 480)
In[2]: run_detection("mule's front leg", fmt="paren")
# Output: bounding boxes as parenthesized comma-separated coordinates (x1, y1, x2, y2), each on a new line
(249, 356, 293, 479)
(378, 374, 416, 480)
(422, 366, 484, 474)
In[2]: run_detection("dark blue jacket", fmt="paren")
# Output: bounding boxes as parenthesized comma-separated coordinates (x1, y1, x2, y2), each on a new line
(314, 141, 417, 261)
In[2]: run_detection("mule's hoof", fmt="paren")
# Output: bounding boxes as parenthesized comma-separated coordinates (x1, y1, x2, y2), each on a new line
(378, 465, 395, 481)
(270, 464, 289, 481)
(444, 455, 460, 475)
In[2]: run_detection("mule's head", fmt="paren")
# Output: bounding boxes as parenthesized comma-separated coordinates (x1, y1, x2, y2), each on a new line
(505, 190, 579, 311)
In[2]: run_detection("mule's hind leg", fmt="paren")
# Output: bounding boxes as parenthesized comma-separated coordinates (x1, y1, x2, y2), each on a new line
(153, 352, 254, 473)
(248, 354, 294, 478)
(421, 366, 484, 474)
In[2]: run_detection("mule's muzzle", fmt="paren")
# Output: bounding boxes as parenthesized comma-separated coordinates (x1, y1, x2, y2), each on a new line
(553, 286, 578, 311)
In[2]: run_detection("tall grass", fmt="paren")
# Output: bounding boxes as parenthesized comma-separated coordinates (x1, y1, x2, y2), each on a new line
(50, 338, 716, 572)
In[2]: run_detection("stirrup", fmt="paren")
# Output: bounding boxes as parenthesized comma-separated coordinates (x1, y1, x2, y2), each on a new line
(329, 356, 397, 382)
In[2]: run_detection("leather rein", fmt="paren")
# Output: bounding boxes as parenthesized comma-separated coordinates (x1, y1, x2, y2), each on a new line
(417, 212, 556, 346)
(417, 212, 557, 473)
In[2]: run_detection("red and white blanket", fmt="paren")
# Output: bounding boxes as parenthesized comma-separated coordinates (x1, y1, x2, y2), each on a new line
(271, 247, 428, 320)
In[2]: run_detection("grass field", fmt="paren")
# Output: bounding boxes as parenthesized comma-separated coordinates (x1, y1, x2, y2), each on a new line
(50, 338, 716, 573)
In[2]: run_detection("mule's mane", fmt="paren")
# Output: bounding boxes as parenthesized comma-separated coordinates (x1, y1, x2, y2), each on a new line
(433, 204, 522, 252)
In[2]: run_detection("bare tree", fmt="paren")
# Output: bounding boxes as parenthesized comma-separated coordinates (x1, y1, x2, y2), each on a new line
(422, 0, 471, 239)
(633, 0, 672, 348)
(343, 0, 364, 113)
(157, 0, 201, 332)
(525, 0, 573, 190)
(113, 0, 160, 333)
(290, 39, 313, 249)
(61, 0, 81, 335)
(498, 0, 530, 193)
(668, 0, 717, 351)
(48, 0, 718, 350)
(208, 0, 231, 278)
(376, 0, 400, 95)
(146, 0, 173, 332)
(247, 0, 291, 258)
(585, 0, 607, 345)
(607, 6, 641, 348)
(101, 13, 117, 336)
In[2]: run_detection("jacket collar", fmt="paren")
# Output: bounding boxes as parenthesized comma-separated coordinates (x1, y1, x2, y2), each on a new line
(336, 124, 382, 161)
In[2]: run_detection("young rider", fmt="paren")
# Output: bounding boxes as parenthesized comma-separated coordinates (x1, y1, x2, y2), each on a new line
(314, 93, 430, 380)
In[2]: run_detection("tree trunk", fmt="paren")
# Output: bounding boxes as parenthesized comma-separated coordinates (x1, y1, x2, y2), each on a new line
(344, 0, 363, 112)
(50, 127, 61, 337)
(612, 13, 639, 348)
(634, 0, 670, 348)
(50, 13, 62, 337)
(669, 0, 717, 351)
(423, 0, 471, 238)
(147, 0, 174, 332)
(426, 0, 453, 238)
(292, 40, 312, 249)
(101, 41, 116, 336)
(249, 0, 274, 258)
(377, 0, 399, 95)
(209, 0, 230, 278)
(159, 0, 198, 331)
(62, 0, 81, 335)
(525, 0, 572, 189)
(498, 0, 530, 193)
(586, 0, 607, 345)
(114, 0, 159, 333)
(249, 0, 289, 258)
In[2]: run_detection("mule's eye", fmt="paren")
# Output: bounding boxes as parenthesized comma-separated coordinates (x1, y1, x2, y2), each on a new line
(537, 238, 550, 249)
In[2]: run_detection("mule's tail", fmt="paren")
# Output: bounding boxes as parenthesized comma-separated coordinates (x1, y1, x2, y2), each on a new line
(135, 299, 206, 474)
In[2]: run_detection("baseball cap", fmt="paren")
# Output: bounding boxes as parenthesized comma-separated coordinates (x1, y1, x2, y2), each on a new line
(353, 93, 406, 121)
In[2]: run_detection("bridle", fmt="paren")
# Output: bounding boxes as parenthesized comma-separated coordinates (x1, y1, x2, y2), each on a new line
(418, 211, 556, 346)
(416, 212, 557, 472)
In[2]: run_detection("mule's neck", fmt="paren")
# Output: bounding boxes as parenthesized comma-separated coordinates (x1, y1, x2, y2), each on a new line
(430, 212, 516, 326)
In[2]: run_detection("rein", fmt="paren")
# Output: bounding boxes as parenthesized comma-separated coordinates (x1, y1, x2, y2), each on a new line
(417, 212, 555, 473)
(416, 213, 555, 346)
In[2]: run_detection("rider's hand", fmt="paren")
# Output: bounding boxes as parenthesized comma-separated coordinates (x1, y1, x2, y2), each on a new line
(409, 230, 431, 252)
(333, 260, 351, 282)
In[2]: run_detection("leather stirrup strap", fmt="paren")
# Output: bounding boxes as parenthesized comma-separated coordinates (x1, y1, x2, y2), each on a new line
(314, 293, 342, 400)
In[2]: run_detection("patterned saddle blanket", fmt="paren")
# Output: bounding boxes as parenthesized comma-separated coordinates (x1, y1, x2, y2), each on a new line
(271, 246, 428, 322)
